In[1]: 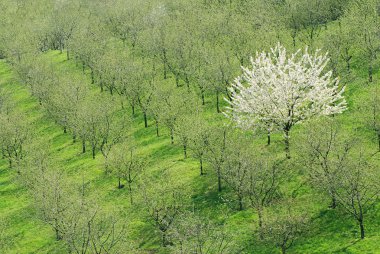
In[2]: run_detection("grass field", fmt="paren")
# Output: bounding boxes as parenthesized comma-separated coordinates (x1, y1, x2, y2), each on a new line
(1, 41, 380, 253)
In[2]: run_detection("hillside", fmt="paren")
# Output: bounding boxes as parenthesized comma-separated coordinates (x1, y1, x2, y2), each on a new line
(1, 0, 380, 253)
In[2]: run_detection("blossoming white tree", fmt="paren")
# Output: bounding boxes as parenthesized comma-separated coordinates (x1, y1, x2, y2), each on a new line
(225, 44, 347, 158)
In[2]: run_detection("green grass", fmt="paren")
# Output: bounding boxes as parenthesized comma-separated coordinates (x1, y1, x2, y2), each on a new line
(1, 38, 380, 253)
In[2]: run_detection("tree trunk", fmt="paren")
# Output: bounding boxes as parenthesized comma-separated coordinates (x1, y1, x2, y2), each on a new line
(257, 206, 264, 240)
(217, 167, 222, 192)
(92, 146, 96, 159)
(201, 92, 205, 105)
(238, 195, 243, 211)
(200, 158, 203, 175)
(369, 61, 373, 82)
(118, 177, 122, 189)
(284, 128, 291, 159)
(63, 126, 67, 134)
(82, 140, 86, 153)
(267, 130, 271, 145)
(162, 231, 167, 247)
(90, 69, 94, 84)
(128, 182, 133, 205)
(377, 132, 380, 152)
(132, 104, 135, 116)
(330, 193, 337, 209)
(359, 219, 365, 239)
(156, 120, 159, 137)
(281, 245, 287, 254)
(66, 49, 70, 60)
(216, 91, 220, 113)
(143, 112, 148, 128)
(55, 227, 61, 240)
(170, 129, 174, 145)
(183, 144, 187, 159)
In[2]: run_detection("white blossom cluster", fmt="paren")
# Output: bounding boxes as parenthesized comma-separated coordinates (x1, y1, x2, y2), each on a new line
(225, 44, 347, 132)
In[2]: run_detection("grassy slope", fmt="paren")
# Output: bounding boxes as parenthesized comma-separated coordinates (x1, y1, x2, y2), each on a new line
(1, 39, 380, 253)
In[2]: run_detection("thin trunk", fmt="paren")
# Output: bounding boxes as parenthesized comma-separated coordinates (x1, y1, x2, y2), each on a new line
(200, 158, 203, 175)
(143, 112, 148, 128)
(155, 120, 159, 137)
(183, 144, 187, 159)
(359, 219, 365, 239)
(267, 130, 271, 145)
(128, 182, 133, 205)
(201, 92, 205, 105)
(90, 68, 94, 84)
(63, 126, 67, 134)
(284, 128, 291, 159)
(238, 194, 243, 211)
(132, 104, 135, 116)
(66, 49, 70, 60)
(55, 227, 60, 240)
(377, 132, 380, 152)
(217, 167, 222, 192)
(162, 231, 167, 247)
(281, 245, 286, 254)
(82, 140, 86, 153)
(330, 193, 337, 209)
(118, 177, 122, 189)
(92, 145, 96, 159)
(369, 61, 373, 82)
(257, 206, 264, 240)
(216, 91, 220, 113)
(170, 129, 174, 144)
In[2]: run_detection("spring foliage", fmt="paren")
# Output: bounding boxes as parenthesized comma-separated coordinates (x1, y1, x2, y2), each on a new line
(226, 44, 347, 132)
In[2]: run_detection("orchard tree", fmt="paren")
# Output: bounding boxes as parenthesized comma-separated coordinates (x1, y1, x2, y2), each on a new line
(169, 211, 238, 254)
(246, 157, 285, 234)
(205, 126, 229, 192)
(142, 178, 185, 247)
(45, 75, 88, 134)
(298, 118, 353, 209)
(25, 160, 73, 240)
(48, 0, 82, 57)
(323, 22, 354, 76)
(226, 44, 347, 158)
(335, 154, 380, 239)
(63, 205, 128, 254)
(0, 113, 30, 169)
(344, 0, 380, 82)
(261, 199, 309, 254)
(221, 134, 255, 211)
(107, 144, 145, 205)
(174, 95, 201, 159)
(188, 115, 211, 175)
(360, 87, 380, 151)
(153, 86, 188, 145)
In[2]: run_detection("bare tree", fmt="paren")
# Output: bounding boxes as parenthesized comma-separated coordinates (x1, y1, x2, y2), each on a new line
(169, 211, 238, 254)
(261, 199, 309, 254)
(107, 144, 145, 205)
(142, 179, 185, 247)
(335, 154, 380, 239)
(298, 118, 353, 209)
